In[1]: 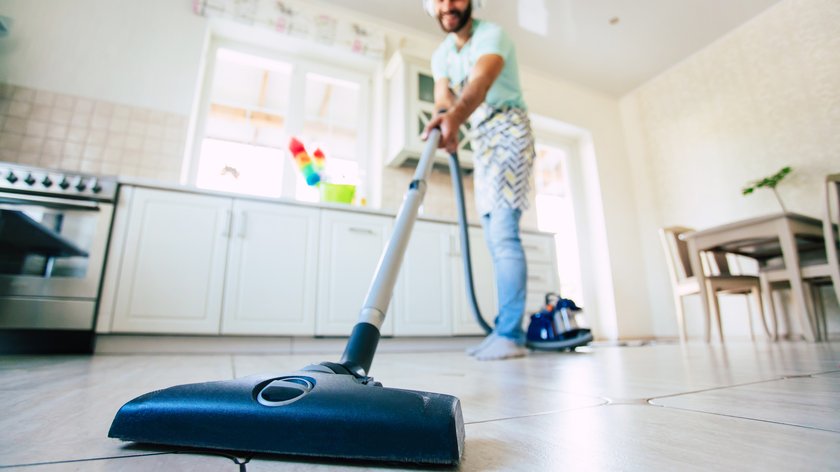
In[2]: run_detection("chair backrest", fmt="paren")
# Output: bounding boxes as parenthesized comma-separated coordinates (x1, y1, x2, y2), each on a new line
(824, 174, 840, 283)
(659, 226, 695, 285)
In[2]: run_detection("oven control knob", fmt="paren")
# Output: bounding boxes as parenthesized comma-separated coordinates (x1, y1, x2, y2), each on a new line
(58, 177, 70, 189)
(42, 176, 53, 188)
(24, 174, 36, 186)
(74, 177, 87, 191)
(5, 171, 18, 183)
(90, 178, 102, 193)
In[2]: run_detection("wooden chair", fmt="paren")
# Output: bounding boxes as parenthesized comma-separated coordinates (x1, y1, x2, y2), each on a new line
(660, 226, 769, 343)
(759, 174, 840, 341)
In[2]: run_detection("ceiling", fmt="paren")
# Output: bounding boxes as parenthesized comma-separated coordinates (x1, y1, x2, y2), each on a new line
(319, 0, 782, 97)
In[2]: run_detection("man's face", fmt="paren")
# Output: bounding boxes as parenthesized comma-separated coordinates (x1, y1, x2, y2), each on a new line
(435, 0, 472, 33)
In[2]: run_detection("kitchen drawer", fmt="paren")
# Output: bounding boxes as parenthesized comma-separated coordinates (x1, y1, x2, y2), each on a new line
(525, 262, 558, 316)
(522, 233, 555, 264)
(527, 262, 557, 293)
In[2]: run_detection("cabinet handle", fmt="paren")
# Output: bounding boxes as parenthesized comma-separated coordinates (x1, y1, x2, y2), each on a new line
(348, 227, 375, 235)
(524, 244, 540, 251)
(528, 276, 544, 282)
(221, 209, 233, 238)
(238, 211, 247, 239)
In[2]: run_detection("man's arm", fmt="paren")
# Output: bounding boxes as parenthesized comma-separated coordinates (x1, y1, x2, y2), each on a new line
(422, 54, 505, 152)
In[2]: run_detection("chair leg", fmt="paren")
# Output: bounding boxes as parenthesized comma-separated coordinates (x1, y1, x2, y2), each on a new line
(819, 288, 829, 341)
(812, 285, 827, 342)
(752, 286, 771, 340)
(802, 282, 820, 342)
(707, 285, 724, 343)
(773, 291, 790, 340)
(761, 275, 778, 341)
(744, 292, 755, 342)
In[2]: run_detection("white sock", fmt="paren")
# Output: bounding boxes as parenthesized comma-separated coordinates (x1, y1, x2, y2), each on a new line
(466, 333, 497, 356)
(474, 336, 527, 361)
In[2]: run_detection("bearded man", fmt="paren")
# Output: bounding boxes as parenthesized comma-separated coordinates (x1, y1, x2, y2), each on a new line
(422, 0, 536, 360)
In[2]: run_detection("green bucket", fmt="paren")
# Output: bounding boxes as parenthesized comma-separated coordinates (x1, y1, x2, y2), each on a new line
(319, 183, 356, 204)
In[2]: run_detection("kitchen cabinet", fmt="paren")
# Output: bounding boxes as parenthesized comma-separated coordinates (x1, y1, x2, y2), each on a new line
(450, 229, 561, 335)
(385, 51, 474, 169)
(106, 188, 319, 335)
(100, 185, 558, 339)
(393, 221, 455, 336)
(221, 199, 319, 335)
(316, 209, 394, 336)
(522, 232, 560, 313)
(451, 227, 498, 335)
(109, 187, 230, 334)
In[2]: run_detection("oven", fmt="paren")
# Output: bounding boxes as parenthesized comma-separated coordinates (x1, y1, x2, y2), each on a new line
(0, 162, 117, 352)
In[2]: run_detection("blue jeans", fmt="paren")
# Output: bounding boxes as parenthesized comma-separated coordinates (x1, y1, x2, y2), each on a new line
(481, 208, 527, 345)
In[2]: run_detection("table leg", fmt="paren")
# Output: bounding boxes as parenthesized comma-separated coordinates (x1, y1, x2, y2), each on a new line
(687, 239, 711, 343)
(779, 219, 817, 341)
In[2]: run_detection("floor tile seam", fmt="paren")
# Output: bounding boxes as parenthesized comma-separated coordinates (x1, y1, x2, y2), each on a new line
(463, 401, 610, 426)
(645, 369, 840, 403)
(646, 403, 840, 435)
(0, 452, 174, 469)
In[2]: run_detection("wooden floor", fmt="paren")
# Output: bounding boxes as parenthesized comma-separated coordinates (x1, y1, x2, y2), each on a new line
(1, 340, 839, 470)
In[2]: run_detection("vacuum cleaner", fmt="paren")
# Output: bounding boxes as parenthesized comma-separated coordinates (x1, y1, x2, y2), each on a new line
(108, 125, 589, 464)
(109, 129, 464, 465)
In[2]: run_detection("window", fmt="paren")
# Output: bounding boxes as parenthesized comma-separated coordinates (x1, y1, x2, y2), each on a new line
(188, 41, 371, 200)
(534, 142, 585, 305)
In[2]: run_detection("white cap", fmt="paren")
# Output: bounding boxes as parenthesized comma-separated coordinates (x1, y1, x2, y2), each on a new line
(422, 0, 486, 17)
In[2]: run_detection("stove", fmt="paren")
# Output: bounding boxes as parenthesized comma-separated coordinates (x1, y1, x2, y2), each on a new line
(0, 162, 119, 353)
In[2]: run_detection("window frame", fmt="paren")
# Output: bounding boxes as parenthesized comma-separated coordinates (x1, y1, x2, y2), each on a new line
(184, 36, 373, 201)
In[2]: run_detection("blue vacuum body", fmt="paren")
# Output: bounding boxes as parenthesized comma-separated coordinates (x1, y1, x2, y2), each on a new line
(526, 294, 593, 351)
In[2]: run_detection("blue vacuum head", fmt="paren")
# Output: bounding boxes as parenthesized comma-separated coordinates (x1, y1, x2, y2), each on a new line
(109, 364, 464, 465)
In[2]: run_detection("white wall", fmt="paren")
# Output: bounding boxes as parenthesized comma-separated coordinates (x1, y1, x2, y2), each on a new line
(0, 0, 206, 115)
(518, 71, 649, 339)
(0, 0, 655, 340)
(621, 0, 840, 339)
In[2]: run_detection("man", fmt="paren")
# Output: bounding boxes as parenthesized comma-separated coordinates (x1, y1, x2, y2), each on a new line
(421, 0, 535, 361)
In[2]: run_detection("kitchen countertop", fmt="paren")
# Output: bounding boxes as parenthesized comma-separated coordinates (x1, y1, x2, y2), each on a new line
(118, 177, 554, 236)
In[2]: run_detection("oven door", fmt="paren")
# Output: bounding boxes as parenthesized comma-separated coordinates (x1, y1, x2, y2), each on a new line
(0, 193, 114, 300)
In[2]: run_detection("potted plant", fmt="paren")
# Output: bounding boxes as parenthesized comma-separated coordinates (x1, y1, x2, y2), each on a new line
(742, 166, 792, 212)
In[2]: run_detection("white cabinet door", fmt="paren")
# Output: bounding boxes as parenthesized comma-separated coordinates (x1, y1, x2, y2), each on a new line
(522, 232, 561, 316)
(385, 52, 473, 169)
(221, 200, 319, 335)
(393, 221, 453, 336)
(316, 210, 394, 336)
(111, 188, 231, 334)
(451, 227, 497, 335)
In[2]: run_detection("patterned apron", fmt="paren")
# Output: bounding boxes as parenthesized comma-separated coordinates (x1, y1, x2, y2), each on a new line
(468, 103, 535, 216)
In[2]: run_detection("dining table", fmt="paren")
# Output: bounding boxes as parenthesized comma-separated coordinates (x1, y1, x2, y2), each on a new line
(680, 212, 825, 342)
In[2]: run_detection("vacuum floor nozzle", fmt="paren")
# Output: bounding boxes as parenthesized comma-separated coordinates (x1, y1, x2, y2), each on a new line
(109, 368, 464, 465)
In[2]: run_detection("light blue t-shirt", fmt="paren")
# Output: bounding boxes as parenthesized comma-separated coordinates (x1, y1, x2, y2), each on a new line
(431, 19, 526, 110)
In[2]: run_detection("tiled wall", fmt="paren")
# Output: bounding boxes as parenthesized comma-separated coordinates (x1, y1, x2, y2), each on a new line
(380, 165, 478, 222)
(0, 84, 188, 181)
(0, 83, 543, 230)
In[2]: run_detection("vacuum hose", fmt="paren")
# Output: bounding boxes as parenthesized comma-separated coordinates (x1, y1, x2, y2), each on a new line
(447, 151, 493, 335)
